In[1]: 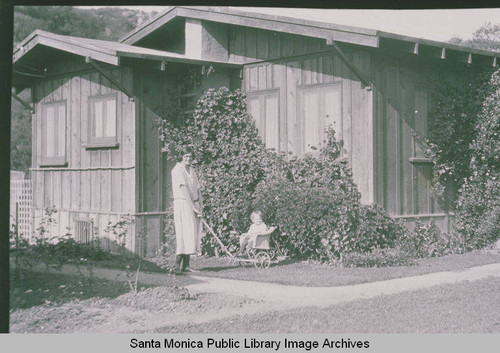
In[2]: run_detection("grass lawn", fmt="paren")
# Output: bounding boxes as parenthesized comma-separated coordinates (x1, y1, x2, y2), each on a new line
(9, 269, 255, 333)
(178, 250, 500, 287)
(15, 248, 499, 288)
(9, 270, 135, 310)
(9, 250, 500, 333)
(151, 277, 500, 333)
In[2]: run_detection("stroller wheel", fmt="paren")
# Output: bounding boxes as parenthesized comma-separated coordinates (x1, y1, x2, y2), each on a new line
(254, 251, 271, 269)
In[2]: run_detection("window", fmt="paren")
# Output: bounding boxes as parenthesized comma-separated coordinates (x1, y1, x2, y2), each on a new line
(298, 83, 342, 154)
(247, 89, 280, 151)
(74, 218, 93, 243)
(41, 101, 67, 166)
(177, 67, 202, 116)
(87, 94, 117, 148)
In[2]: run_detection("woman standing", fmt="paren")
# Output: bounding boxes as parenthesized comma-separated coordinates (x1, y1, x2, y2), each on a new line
(171, 146, 203, 273)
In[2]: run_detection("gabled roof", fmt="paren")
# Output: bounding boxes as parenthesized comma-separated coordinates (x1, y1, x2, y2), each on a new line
(121, 6, 380, 48)
(121, 6, 500, 64)
(13, 29, 241, 67)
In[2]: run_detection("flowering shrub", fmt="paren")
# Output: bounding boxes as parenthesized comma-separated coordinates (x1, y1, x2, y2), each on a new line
(426, 68, 494, 208)
(355, 204, 406, 252)
(158, 87, 410, 260)
(159, 88, 268, 255)
(398, 221, 440, 258)
(252, 181, 359, 260)
(454, 69, 500, 249)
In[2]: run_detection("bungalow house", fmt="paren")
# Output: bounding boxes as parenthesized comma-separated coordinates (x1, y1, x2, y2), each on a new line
(11, 6, 499, 256)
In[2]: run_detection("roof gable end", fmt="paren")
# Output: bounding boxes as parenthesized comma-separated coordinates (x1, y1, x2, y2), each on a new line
(120, 6, 380, 48)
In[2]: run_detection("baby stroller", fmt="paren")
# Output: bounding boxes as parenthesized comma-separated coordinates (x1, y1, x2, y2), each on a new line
(201, 219, 287, 269)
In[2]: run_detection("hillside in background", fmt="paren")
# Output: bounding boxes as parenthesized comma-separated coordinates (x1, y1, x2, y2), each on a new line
(13, 6, 157, 45)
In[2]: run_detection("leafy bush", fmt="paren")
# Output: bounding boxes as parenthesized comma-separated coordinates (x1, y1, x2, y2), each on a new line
(158, 87, 411, 262)
(426, 68, 494, 209)
(355, 204, 407, 253)
(252, 180, 359, 260)
(341, 248, 415, 268)
(396, 221, 457, 258)
(159, 88, 268, 255)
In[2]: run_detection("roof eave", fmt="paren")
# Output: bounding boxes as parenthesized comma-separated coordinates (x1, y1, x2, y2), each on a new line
(120, 6, 178, 44)
(378, 30, 500, 59)
(121, 6, 380, 48)
(117, 51, 242, 68)
(14, 31, 120, 67)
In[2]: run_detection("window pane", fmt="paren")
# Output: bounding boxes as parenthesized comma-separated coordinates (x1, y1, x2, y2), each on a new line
(105, 99, 116, 138)
(94, 100, 103, 138)
(58, 104, 66, 157)
(247, 96, 263, 139)
(303, 90, 320, 152)
(45, 106, 55, 157)
(324, 86, 342, 141)
(265, 95, 279, 151)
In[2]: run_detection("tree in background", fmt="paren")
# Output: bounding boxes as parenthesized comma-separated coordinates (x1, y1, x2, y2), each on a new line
(10, 95, 32, 174)
(449, 22, 500, 52)
(13, 6, 155, 45)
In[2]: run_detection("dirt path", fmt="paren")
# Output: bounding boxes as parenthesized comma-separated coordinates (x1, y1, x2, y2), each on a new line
(31, 262, 500, 316)
(181, 263, 500, 308)
(33, 262, 500, 307)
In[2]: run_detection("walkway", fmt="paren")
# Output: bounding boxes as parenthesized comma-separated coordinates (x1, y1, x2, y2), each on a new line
(33, 262, 500, 310)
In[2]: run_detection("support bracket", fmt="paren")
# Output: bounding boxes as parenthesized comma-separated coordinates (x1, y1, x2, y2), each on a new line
(326, 39, 372, 90)
(11, 92, 34, 113)
(85, 57, 135, 101)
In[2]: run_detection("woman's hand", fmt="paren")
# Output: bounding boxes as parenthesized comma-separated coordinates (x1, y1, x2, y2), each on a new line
(194, 207, 203, 218)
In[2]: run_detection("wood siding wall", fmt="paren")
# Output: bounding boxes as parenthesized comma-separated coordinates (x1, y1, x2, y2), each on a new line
(134, 64, 234, 256)
(31, 63, 136, 251)
(371, 54, 469, 220)
(227, 25, 326, 63)
(243, 47, 374, 204)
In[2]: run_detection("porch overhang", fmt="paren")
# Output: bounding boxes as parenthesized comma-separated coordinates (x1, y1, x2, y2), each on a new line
(12, 30, 242, 91)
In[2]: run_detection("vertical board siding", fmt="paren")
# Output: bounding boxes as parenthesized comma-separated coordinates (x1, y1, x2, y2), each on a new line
(401, 83, 414, 215)
(372, 53, 460, 219)
(341, 52, 353, 161)
(350, 52, 362, 197)
(286, 61, 300, 154)
(33, 65, 135, 241)
(228, 26, 325, 64)
(243, 45, 373, 203)
(245, 28, 257, 62)
(268, 32, 280, 59)
(349, 50, 374, 204)
(256, 30, 269, 59)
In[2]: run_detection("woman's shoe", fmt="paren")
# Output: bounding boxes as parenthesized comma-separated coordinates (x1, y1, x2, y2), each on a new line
(182, 267, 197, 273)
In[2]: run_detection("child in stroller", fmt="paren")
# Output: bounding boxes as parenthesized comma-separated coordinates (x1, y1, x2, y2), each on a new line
(237, 210, 277, 257)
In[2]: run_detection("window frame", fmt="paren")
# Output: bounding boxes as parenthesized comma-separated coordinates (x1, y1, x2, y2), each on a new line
(246, 88, 280, 151)
(85, 93, 119, 149)
(410, 87, 432, 164)
(297, 81, 343, 155)
(40, 99, 68, 167)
